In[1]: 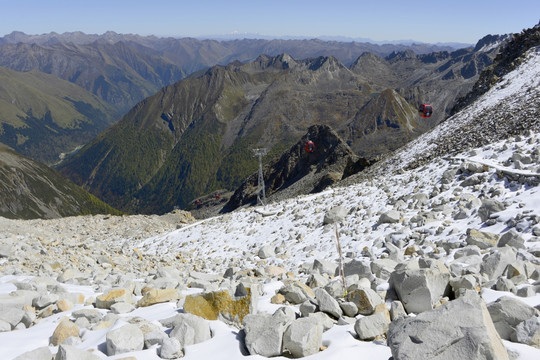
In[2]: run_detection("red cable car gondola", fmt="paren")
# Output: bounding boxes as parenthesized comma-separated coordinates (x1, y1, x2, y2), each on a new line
(305, 140, 315, 153)
(419, 104, 433, 118)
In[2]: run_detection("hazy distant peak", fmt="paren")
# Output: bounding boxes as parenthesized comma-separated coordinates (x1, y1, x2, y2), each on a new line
(244, 53, 298, 72)
(304, 55, 345, 71)
(386, 49, 417, 62)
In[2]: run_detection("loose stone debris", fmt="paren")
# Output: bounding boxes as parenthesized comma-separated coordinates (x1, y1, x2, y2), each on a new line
(2, 131, 540, 360)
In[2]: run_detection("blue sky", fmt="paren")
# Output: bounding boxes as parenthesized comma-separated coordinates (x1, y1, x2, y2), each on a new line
(1, 0, 539, 44)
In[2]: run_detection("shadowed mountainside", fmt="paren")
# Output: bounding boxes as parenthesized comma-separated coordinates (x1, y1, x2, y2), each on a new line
(0, 143, 121, 219)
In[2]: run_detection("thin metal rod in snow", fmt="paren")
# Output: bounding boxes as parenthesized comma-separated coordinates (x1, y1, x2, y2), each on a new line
(334, 223, 346, 296)
(252, 148, 267, 206)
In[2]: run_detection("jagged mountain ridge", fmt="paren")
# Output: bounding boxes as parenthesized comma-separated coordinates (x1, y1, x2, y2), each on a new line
(0, 31, 474, 112)
(57, 36, 502, 215)
(452, 28, 540, 114)
(0, 143, 120, 219)
(0, 30, 465, 61)
(0, 32, 486, 166)
(345, 33, 540, 184)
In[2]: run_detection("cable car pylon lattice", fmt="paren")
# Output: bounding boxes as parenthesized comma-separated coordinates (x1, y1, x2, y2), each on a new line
(252, 148, 267, 206)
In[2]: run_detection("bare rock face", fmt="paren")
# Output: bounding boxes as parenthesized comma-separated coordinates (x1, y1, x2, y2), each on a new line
(223, 124, 369, 211)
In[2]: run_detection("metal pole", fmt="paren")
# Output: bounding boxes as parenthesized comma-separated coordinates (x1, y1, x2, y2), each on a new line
(252, 148, 267, 205)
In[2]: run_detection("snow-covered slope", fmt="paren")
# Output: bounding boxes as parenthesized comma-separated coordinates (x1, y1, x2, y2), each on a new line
(139, 45, 540, 276)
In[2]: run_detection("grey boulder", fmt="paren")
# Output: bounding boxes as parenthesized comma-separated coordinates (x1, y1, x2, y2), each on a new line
(487, 296, 537, 341)
(387, 292, 508, 360)
(514, 316, 540, 348)
(55, 344, 102, 360)
(282, 317, 323, 358)
(314, 287, 342, 319)
(354, 311, 390, 341)
(167, 313, 211, 347)
(389, 259, 451, 314)
(323, 206, 348, 225)
(105, 323, 144, 356)
(243, 307, 295, 357)
(12, 347, 52, 360)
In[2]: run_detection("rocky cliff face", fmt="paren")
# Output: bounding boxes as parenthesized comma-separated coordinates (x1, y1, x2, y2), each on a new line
(452, 27, 540, 114)
(222, 125, 370, 212)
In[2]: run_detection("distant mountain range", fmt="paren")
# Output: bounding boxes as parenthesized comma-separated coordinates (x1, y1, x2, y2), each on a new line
(0, 31, 479, 165)
(194, 32, 473, 48)
(0, 30, 471, 50)
(56, 33, 505, 215)
(0, 30, 515, 219)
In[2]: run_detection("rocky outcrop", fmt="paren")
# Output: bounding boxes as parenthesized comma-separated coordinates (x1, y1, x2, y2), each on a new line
(223, 124, 370, 211)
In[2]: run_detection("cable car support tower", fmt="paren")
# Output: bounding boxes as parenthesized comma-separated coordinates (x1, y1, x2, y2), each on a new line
(252, 148, 267, 206)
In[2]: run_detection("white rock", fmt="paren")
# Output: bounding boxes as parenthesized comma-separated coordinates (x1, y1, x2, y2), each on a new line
(106, 323, 144, 356)
(160, 337, 183, 359)
(282, 317, 323, 358)
(54, 344, 101, 360)
(354, 311, 390, 340)
(167, 313, 211, 347)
